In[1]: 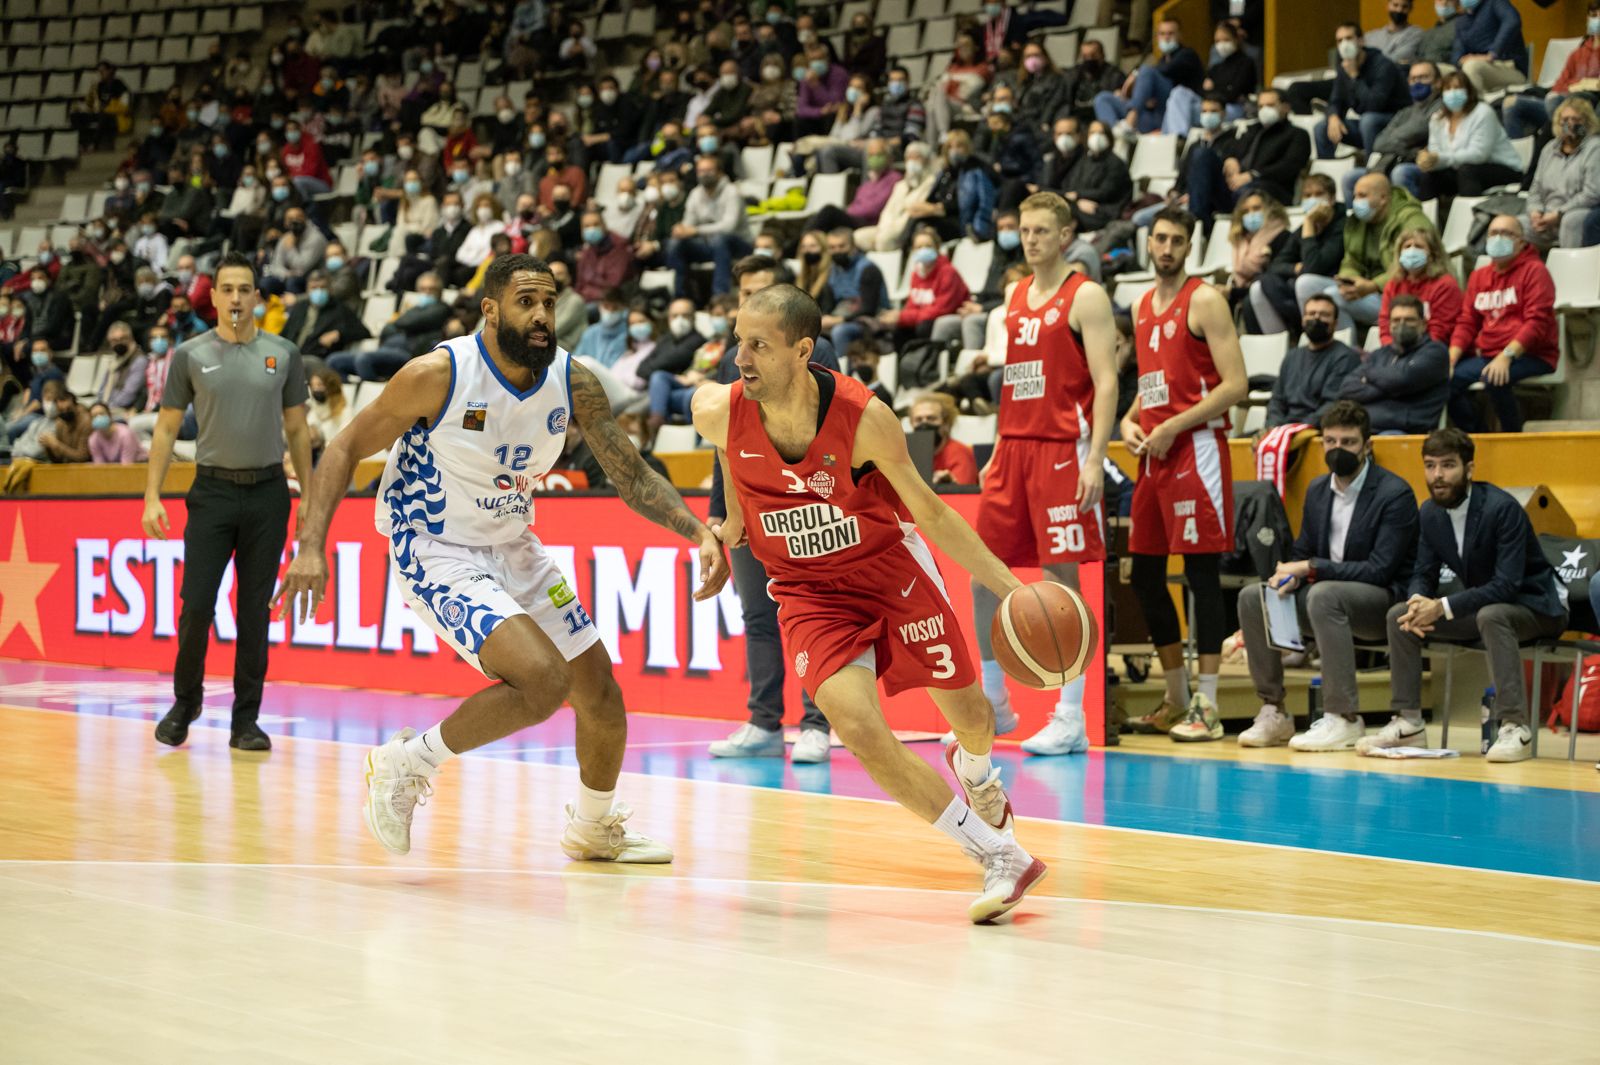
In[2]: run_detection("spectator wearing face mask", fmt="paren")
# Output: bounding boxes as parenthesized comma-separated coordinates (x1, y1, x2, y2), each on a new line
(157, 164, 215, 241)
(603, 175, 644, 240)
(1340, 294, 1449, 434)
(1502, 3, 1600, 142)
(1524, 98, 1600, 252)
(796, 45, 849, 137)
(0, 296, 27, 358)
(857, 141, 937, 253)
(97, 321, 147, 414)
(18, 267, 73, 356)
(392, 191, 467, 293)
(320, 241, 361, 312)
(575, 210, 638, 302)
(447, 194, 505, 287)
(1449, 0, 1529, 98)
(92, 266, 171, 351)
(573, 288, 632, 367)
(171, 254, 215, 324)
(1365, 0, 1424, 65)
(1164, 20, 1256, 134)
(1225, 191, 1291, 317)
(493, 152, 536, 218)
(906, 130, 995, 244)
(302, 366, 352, 453)
(665, 155, 752, 297)
(634, 298, 705, 383)
(86, 402, 144, 464)
(395, 169, 440, 251)
(880, 225, 969, 352)
(58, 239, 105, 320)
(1182, 88, 1309, 222)
(1390, 71, 1520, 201)
(132, 212, 170, 270)
(1338, 61, 1444, 204)
(1295, 172, 1431, 332)
(1094, 18, 1204, 136)
(279, 120, 331, 199)
(1315, 22, 1411, 160)
(910, 393, 978, 485)
(1247, 174, 1346, 335)
(6, 339, 66, 440)
(1061, 121, 1132, 232)
(280, 270, 368, 359)
(265, 207, 328, 289)
(1447, 215, 1557, 433)
(1263, 294, 1361, 428)
(1378, 227, 1461, 345)
(537, 144, 588, 211)
(13, 379, 90, 463)
(327, 271, 450, 381)
(1419, 0, 1462, 64)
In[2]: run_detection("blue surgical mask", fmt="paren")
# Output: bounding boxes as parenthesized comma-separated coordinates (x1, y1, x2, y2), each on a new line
(150, 336, 170, 354)
(1157, 37, 1178, 54)
(308, 288, 329, 307)
(37, 250, 52, 266)
(529, 131, 546, 149)
(31, 351, 49, 368)
(285, 128, 302, 143)
(810, 60, 828, 75)
(912, 246, 938, 266)
(252, 304, 266, 319)
(582, 226, 605, 245)
(452, 169, 470, 184)
(793, 67, 807, 81)
(213, 143, 228, 158)
(1351, 197, 1374, 222)
(991, 101, 1012, 114)
(997, 229, 1020, 251)
(325, 255, 345, 272)
(92, 414, 112, 431)
(404, 180, 422, 196)
(1460, 0, 1479, 10)
(1442, 88, 1468, 113)
(766, 11, 782, 24)
(985, 3, 1001, 16)
(1200, 111, 1222, 131)
(364, 160, 380, 177)
(1398, 246, 1429, 272)
(603, 308, 625, 326)
(698, 134, 719, 153)
(272, 185, 290, 201)
(1485, 234, 1515, 260)
(628, 322, 653, 342)
(1242, 210, 1264, 234)
(1590, 15, 1600, 35)
(413, 293, 436, 307)
(1434, 2, 1455, 20)
(888, 80, 907, 98)
(1409, 81, 1433, 103)
(846, 87, 861, 105)
(709, 316, 729, 336)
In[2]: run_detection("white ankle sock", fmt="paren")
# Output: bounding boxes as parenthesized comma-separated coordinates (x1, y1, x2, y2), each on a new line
(934, 796, 1006, 858)
(575, 783, 616, 822)
(981, 659, 1010, 708)
(404, 723, 454, 774)
(1198, 673, 1219, 705)
(954, 744, 992, 787)
(1163, 665, 1191, 707)
(1054, 676, 1086, 719)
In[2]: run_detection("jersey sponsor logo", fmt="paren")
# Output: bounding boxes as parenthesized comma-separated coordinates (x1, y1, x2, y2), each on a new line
(264, 355, 278, 375)
(739, 449, 765, 459)
(201, 364, 221, 373)
(440, 598, 468, 629)
(758, 503, 862, 558)
(794, 650, 809, 677)
(548, 578, 577, 608)
(896, 613, 946, 644)
(493, 472, 532, 493)
(462, 408, 486, 432)
(548, 406, 568, 435)
(1003, 359, 1045, 400)
(1138, 369, 1170, 409)
(806, 471, 836, 498)
(1046, 504, 1080, 523)
(475, 471, 532, 519)
(467, 400, 488, 408)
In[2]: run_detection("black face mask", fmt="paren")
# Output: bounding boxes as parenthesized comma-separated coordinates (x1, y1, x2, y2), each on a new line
(112, 342, 130, 356)
(803, 249, 822, 264)
(1325, 446, 1363, 478)
(1302, 319, 1333, 345)
(309, 389, 327, 403)
(831, 251, 852, 266)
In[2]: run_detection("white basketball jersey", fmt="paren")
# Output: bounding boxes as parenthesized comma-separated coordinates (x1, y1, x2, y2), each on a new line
(377, 334, 574, 547)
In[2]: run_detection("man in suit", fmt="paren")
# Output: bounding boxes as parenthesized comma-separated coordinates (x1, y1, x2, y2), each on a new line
(279, 270, 368, 360)
(1237, 401, 1419, 750)
(1366, 427, 1569, 762)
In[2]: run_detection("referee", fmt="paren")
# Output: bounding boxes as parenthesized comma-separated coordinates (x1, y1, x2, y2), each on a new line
(143, 251, 313, 751)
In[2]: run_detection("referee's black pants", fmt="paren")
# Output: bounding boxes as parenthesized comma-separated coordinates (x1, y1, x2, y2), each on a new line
(172, 470, 291, 729)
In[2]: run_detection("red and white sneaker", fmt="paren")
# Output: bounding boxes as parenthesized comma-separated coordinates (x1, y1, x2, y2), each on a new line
(969, 843, 1048, 925)
(944, 741, 1014, 833)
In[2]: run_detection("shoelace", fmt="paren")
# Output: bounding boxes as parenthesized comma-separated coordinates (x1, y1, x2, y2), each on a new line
(389, 774, 432, 819)
(594, 803, 635, 850)
(984, 845, 1017, 889)
(967, 771, 1007, 822)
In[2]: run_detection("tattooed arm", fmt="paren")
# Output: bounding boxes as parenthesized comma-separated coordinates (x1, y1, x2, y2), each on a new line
(568, 360, 730, 600)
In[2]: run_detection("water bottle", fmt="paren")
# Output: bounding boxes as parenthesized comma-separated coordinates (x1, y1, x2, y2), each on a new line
(1307, 676, 1323, 726)
(1480, 687, 1496, 754)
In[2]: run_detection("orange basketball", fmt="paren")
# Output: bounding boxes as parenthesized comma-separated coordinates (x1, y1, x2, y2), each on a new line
(990, 581, 1099, 690)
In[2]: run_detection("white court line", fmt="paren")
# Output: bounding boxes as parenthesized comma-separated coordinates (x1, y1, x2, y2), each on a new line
(493, 740, 718, 754)
(3, 858, 1598, 956)
(5, 700, 1600, 890)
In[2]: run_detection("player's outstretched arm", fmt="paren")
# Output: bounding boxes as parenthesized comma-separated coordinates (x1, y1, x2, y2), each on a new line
(274, 351, 453, 623)
(571, 361, 730, 600)
(855, 398, 1023, 600)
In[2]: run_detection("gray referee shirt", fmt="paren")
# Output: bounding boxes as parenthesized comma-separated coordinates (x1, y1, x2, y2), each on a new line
(161, 328, 308, 469)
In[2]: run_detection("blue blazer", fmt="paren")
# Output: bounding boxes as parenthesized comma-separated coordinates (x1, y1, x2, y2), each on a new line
(1409, 481, 1566, 620)
(1293, 459, 1418, 603)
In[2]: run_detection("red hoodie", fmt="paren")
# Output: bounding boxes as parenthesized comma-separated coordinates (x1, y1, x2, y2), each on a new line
(1449, 244, 1558, 369)
(899, 255, 969, 328)
(1379, 272, 1462, 345)
(281, 134, 331, 185)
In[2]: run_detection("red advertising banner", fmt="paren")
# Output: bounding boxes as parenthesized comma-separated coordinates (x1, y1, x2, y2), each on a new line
(0, 494, 1103, 739)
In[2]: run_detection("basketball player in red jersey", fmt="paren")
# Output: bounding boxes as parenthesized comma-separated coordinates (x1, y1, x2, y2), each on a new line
(692, 284, 1048, 924)
(964, 191, 1119, 756)
(1121, 207, 1248, 742)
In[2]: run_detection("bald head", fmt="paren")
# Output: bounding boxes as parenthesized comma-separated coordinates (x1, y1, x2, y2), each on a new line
(1353, 173, 1392, 218)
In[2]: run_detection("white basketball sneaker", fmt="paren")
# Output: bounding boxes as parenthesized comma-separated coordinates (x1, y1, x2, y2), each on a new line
(1356, 715, 1428, 755)
(968, 842, 1048, 925)
(363, 728, 434, 856)
(1239, 705, 1295, 748)
(1485, 722, 1533, 763)
(941, 698, 1019, 746)
(1289, 714, 1365, 752)
(944, 741, 1014, 833)
(708, 723, 785, 758)
(1020, 709, 1090, 755)
(560, 803, 674, 863)
(790, 729, 832, 764)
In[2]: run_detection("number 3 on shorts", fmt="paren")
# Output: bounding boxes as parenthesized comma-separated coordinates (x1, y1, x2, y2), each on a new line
(1182, 517, 1199, 544)
(1048, 524, 1086, 556)
(927, 643, 955, 679)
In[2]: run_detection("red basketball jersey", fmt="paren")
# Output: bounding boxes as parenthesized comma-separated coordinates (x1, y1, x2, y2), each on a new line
(999, 271, 1095, 441)
(1134, 276, 1230, 434)
(727, 368, 911, 584)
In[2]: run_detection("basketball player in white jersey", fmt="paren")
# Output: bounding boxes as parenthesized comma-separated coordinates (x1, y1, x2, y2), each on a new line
(276, 255, 731, 862)
(956, 192, 1119, 755)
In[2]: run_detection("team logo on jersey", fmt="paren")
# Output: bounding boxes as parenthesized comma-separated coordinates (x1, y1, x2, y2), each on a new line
(794, 650, 809, 678)
(1043, 307, 1061, 327)
(264, 355, 277, 375)
(806, 471, 836, 498)
(440, 598, 468, 629)
(1163, 319, 1177, 339)
(493, 473, 532, 493)
(548, 407, 568, 435)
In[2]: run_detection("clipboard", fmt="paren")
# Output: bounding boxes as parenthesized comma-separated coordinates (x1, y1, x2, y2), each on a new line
(1262, 582, 1304, 652)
